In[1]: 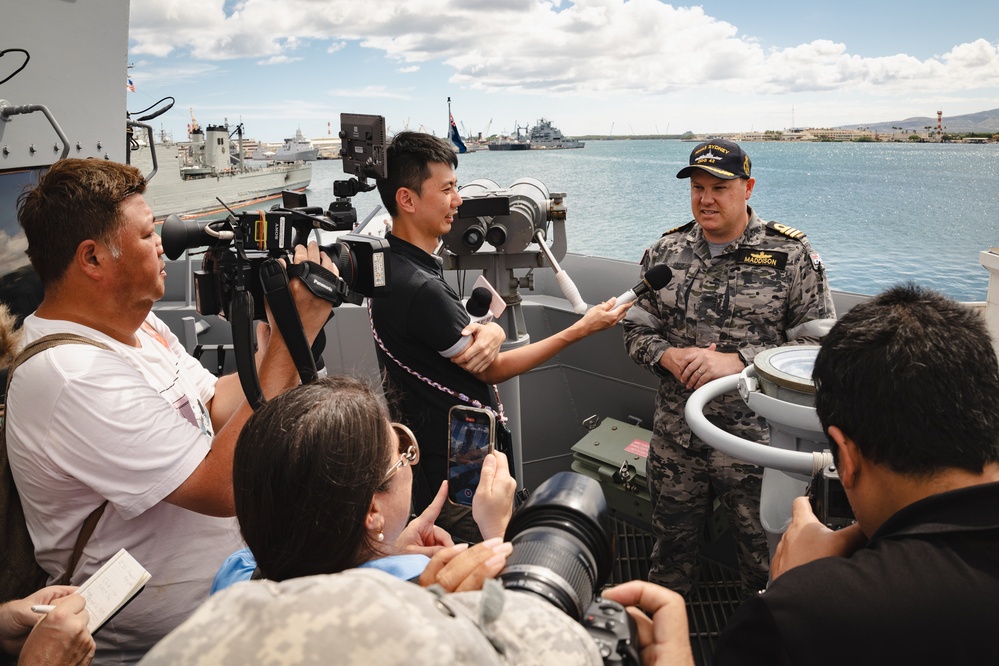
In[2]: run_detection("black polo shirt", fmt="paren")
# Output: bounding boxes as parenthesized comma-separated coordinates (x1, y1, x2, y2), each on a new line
(714, 481, 999, 665)
(369, 233, 497, 512)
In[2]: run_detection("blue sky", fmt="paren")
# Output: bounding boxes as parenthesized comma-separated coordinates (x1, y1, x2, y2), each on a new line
(126, 0, 999, 143)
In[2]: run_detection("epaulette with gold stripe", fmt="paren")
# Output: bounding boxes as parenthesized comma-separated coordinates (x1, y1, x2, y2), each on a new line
(765, 221, 807, 241)
(662, 220, 696, 237)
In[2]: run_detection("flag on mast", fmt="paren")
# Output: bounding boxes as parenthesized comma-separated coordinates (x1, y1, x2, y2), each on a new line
(447, 97, 467, 153)
(449, 112, 467, 154)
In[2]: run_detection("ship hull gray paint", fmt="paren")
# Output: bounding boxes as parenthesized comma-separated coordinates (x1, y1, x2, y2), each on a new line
(132, 145, 311, 219)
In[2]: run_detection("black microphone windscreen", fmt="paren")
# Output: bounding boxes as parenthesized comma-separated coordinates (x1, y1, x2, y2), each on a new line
(644, 265, 672, 290)
(467, 287, 493, 317)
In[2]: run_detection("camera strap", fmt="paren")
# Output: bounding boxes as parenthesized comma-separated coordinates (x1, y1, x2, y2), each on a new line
(230, 289, 266, 409)
(366, 303, 507, 425)
(286, 260, 361, 306)
(229, 259, 339, 409)
(260, 258, 320, 386)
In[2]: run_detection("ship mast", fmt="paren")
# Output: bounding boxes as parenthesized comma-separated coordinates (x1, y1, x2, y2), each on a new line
(188, 107, 200, 140)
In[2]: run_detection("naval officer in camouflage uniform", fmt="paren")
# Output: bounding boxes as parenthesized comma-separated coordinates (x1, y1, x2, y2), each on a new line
(622, 139, 835, 597)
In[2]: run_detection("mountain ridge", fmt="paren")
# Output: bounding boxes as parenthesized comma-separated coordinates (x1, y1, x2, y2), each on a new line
(837, 108, 999, 133)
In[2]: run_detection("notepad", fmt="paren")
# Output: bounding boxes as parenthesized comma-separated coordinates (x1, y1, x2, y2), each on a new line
(76, 548, 151, 634)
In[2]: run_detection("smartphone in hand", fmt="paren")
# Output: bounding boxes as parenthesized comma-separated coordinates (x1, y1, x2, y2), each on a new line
(447, 405, 495, 506)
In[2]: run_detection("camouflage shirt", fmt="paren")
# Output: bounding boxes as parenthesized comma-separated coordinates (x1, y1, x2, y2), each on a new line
(139, 568, 602, 665)
(622, 207, 835, 447)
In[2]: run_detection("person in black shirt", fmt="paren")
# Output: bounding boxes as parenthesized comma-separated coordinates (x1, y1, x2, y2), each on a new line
(604, 284, 999, 666)
(370, 132, 629, 539)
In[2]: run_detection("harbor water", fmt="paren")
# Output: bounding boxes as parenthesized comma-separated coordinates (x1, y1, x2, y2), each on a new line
(302, 140, 999, 302)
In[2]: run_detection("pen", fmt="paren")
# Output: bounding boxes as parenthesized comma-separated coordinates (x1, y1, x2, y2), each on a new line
(31, 605, 56, 614)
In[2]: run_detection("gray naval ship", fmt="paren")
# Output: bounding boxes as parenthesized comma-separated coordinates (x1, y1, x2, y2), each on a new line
(129, 122, 312, 220)
(251, 128, 319, 162)
(4, 2, 999, 664)
(529, 118, 586, 149)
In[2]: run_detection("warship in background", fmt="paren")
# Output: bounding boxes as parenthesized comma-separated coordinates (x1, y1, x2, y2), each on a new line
(528, 118, 585, 149)
(129, 120, 312, 219)
(487, 123, 531, 151)
(251, 127, 318, 162)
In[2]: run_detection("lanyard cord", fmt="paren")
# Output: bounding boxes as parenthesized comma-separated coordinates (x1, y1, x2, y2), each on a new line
(367, 302, 507, 423)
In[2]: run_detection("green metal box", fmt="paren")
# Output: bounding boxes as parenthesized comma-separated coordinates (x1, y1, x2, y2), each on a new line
(570, 418, 653, 531)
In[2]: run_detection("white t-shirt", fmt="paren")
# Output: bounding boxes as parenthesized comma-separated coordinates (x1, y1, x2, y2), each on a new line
(6, 312, 242, 663)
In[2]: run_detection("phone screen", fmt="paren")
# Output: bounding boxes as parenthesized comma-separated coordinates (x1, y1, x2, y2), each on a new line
(447, 406, 495, 506)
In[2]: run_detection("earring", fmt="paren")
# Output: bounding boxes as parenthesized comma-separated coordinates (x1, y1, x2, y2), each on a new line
(377, 531, 385, 542)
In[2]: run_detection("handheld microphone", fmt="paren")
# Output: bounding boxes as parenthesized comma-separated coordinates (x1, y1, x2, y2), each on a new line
(442, 287, 497, 359)
(614, 264, 672, 309)
(466, 287, 494, 324)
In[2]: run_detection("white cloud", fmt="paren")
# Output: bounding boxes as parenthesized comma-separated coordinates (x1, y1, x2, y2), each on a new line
(257, 55, 304, 65)
(326, 85, 412, 100)
(943, 39, 999, 73)
(130, 63, 221, 87)
(128, 0, 999, 99)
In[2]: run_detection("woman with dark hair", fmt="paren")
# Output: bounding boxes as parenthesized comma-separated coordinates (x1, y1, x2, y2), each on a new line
(213, 375, 516, 591)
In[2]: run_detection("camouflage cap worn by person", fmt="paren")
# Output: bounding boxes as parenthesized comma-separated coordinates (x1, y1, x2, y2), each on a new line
(139, 568, 602, 665)
(676, 139, 752, 180)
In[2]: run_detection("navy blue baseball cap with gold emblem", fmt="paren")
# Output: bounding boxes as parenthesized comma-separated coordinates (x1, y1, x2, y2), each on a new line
(676, 139, 752, 180)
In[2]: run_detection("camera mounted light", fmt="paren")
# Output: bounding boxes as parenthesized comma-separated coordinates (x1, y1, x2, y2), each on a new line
(339, 113, 387, 181)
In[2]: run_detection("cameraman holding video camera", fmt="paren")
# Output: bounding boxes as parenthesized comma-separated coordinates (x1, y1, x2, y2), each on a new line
(3, 158, 335, 662)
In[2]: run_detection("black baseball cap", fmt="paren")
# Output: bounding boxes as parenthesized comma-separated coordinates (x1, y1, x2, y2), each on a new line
(676, 139, 752, 180)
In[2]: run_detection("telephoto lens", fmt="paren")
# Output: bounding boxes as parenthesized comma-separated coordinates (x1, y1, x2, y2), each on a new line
(499, 472, 613, 621)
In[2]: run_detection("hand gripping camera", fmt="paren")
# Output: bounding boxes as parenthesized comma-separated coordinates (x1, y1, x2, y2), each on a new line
(161, 198, 390, 407)
(500, 472, 641, 665)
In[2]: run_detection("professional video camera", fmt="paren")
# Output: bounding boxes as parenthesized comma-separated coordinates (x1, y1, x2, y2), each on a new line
(500, 472, 640, 665)
(161, 113, 391, 322)
(160, 113, 391, 407)
(161, 197, 389, 321)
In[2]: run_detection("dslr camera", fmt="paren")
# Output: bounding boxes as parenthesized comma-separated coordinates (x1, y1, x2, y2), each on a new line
(500, 472, 640, 665)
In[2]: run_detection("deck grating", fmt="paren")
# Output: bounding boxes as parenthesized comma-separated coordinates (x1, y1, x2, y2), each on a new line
(608, 518, 745, 666)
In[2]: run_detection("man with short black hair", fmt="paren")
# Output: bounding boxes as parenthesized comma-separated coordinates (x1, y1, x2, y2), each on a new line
(709, 283, 999, 664)
(622, 139, 835, 596)
(607, 284, 999, 665)
(371, 132, 628, 540)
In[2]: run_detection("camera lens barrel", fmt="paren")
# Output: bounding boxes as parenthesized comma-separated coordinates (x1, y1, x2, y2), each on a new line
(322, 243, 355, 290)
(500, 526, 598, 620)
(499, 472, 614, 622)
